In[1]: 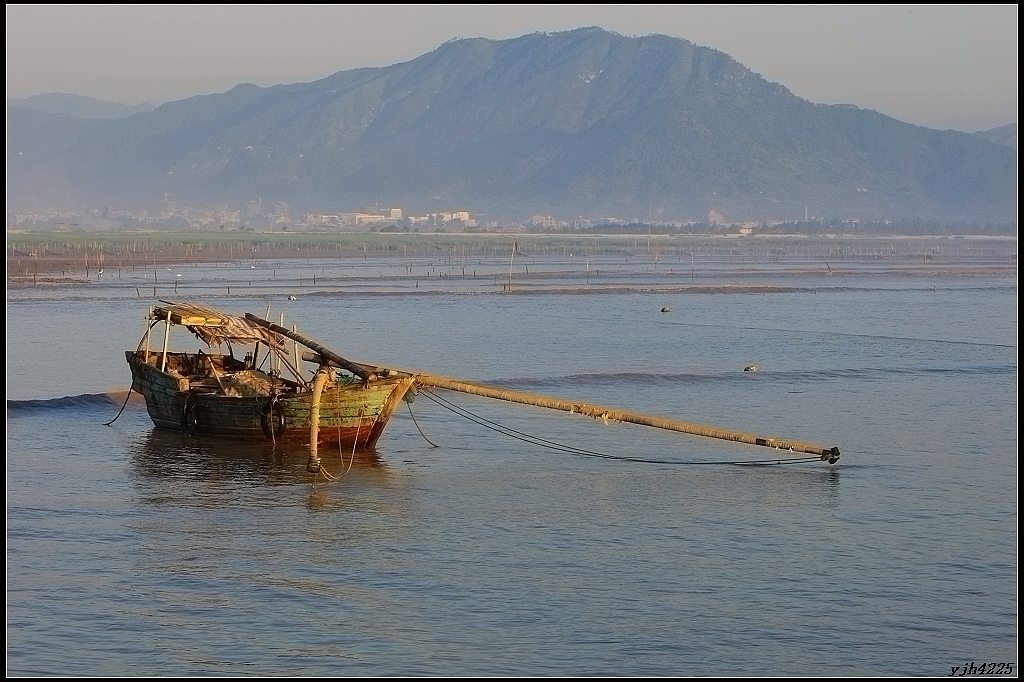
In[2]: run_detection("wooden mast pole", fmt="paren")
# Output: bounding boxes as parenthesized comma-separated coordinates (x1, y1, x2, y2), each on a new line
(245, 314, 376, 381)
(159, 309, 172, 372)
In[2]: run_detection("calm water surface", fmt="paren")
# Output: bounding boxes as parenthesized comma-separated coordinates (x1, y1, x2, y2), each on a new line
(6, 254, 1017, 675)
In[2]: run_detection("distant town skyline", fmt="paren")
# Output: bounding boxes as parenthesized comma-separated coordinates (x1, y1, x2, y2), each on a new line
(8, 196, 1016, 236)
(5, 4, 1017, 133)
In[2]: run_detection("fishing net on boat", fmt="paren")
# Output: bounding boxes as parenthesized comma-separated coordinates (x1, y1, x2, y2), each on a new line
(220, 370, 275, 397)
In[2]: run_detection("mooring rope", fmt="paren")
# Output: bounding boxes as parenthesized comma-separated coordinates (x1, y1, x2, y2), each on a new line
(317, 396, 362, 484)
(335, 381, 345, 461)
(103, 387, 134, 426)
(105, 331, 154, 426)
(269, 394, 277, 447)
(419, 389, 823, 466)
(407, 399, 440, 447)
(312, 382, 342, 484)
(345, 410, 361, 476)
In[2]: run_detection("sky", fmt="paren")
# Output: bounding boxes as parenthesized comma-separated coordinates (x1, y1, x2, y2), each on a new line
(5, 4, 1018, 133)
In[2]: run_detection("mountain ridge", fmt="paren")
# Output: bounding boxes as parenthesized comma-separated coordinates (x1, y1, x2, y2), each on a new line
(7, 92, 155, 119)
(6, 28, 1016, 223)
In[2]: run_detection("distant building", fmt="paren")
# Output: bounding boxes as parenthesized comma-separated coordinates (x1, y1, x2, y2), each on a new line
(355, 213, 387, 225)
(530, 214, 560, 229)
(271, 202, 290, 222)
(305, 213, 341, 228)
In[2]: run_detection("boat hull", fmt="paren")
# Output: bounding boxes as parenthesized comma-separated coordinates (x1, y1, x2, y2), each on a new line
(126, 351, 414, 449)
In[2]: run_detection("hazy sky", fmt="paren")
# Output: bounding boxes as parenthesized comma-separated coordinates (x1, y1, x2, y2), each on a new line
(5, 4, 1018, 132)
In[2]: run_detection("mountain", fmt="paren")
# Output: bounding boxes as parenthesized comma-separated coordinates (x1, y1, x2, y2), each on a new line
(6, 28, 1016, 223)
(975, 123, 1017, 150)
(7, 92, 155, 120)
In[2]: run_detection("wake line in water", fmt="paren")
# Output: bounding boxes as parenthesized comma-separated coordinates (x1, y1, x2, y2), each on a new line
(723, 326, 1017, 349)
(492, 364, 1016, 389)
(667, 319, 1011, 348)
(537, 311, 1016, 349)
(7, 390, 144, 413)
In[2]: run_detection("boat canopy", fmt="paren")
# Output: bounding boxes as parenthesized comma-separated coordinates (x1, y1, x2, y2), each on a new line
(152, 301, 287, 350)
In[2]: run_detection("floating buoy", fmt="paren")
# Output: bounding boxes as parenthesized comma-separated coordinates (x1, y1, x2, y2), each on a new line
(744, 364, 759, 373)
(660, 307, 671, 313)
(287, 295, 297, 301)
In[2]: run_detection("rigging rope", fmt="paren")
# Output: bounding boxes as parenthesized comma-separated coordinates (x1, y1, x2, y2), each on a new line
(345, 408, 361, 476)
(104, 328, 155, 426)
(103, 388, 134, 426)
(419, 389, 823, 467)
(407, 399, 440, 448)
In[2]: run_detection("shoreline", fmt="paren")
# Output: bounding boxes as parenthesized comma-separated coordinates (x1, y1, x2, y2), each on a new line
(7, 266, 1016, 298)
(7, 233, 1016, 291)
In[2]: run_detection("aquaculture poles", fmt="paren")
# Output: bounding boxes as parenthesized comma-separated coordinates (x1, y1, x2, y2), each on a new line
(413, 373, 841, 463)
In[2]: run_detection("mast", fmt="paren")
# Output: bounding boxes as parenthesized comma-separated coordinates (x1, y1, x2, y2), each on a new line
(245, 313, 376, 381)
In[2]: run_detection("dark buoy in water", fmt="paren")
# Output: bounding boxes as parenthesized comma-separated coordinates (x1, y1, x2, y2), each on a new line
(660, 307, 671, 313)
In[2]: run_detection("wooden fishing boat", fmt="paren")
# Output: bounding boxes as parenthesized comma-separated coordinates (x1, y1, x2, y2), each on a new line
(127, 301, 841, 470)
(127, 302, 417, 459)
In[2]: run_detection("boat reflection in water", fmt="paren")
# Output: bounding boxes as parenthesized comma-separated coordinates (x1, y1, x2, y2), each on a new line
(128, 427, 394, 489)
(126, 427, 414, 548)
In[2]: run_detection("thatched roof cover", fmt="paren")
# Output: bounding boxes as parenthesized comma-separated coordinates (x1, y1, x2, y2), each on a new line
(153, 301, 286, 350)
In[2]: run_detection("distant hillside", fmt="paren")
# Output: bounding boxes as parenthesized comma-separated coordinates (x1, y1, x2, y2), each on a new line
(6, 28, 1016, 223)
(975, 123, 1017, 150)
(7, 92, 155, 119)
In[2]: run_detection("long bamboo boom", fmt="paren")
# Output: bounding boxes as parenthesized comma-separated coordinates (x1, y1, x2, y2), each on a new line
(260, 317, 840, 463)
(414, 373, 840, 462)
(300, 347, 840, 462)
